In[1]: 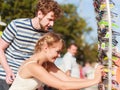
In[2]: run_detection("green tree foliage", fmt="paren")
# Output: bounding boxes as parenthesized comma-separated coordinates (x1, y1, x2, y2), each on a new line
(0, 0, 36, 23)
(0, 0, 37, 31)
(54, 4, 97, 63)
(54, 4, 91, 45)
(78, 43, 98, 63)
(0, 1, 97, 63)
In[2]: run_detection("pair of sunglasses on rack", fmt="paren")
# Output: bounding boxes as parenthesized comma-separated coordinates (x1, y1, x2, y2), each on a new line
(93, 0, 115, 13)
(96, 11, 118, 22)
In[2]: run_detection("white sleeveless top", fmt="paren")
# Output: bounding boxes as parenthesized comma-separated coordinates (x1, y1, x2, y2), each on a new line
(9, 61, 43, 90)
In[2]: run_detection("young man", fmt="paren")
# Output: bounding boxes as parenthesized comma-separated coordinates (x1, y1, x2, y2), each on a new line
(0, 0, 62, 90)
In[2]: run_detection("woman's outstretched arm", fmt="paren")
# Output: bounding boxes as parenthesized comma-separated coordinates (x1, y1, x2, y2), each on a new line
(27, 63, 103, 90)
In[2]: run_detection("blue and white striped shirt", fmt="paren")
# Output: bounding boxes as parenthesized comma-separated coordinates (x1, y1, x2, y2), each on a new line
(0, 18, 47, 79)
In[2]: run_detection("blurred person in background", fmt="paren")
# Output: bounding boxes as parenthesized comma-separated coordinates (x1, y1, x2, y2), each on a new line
(83, 61, 98, 90)
(61, 43, 80, 78)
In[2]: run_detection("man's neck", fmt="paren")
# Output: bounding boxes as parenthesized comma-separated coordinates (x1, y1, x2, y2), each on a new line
(31, 17, 41, 30)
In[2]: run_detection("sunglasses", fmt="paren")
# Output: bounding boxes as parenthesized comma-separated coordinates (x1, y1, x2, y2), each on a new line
(93, 0, 115, 13)
(99, 20, 119, 28)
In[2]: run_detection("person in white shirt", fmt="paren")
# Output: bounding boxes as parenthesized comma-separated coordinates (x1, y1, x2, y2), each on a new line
(62, 43, 80, 78)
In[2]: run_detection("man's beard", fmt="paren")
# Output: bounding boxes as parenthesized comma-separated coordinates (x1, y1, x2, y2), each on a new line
(39, 18, 45, 30)
(39, 23, 44, 30)
(38, 18, 53, 32)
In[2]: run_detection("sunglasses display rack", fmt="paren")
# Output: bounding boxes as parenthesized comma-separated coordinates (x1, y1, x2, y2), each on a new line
(93, 0, 120, 90)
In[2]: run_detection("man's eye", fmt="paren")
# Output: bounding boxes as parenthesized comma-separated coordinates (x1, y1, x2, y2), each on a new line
(49, 19, 53, 21)
(57, 51, 61, 54)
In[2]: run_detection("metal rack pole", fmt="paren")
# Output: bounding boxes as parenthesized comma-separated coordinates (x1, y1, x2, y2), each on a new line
(106, 0, 112, 90)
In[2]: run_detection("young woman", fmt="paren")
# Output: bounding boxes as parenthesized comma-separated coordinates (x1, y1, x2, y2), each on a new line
(9, 32, 103, 90)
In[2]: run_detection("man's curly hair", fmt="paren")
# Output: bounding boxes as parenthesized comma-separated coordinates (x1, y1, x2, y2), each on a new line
(35, 0, 63, 19)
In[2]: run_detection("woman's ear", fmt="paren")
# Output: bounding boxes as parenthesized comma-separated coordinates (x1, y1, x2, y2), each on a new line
(43, 43, 49, 53)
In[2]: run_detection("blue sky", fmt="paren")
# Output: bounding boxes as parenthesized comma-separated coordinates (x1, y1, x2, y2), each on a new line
(56, 0, 120, 51)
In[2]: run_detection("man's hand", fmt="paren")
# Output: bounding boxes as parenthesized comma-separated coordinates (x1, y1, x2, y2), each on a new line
(6, 70, 15, 84)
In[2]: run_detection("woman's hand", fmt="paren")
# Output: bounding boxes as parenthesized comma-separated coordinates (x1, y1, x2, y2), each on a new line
(94, 64, 103, 83)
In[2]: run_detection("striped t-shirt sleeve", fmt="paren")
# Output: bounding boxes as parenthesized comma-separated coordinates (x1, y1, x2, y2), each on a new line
(1, 20, 17, 43)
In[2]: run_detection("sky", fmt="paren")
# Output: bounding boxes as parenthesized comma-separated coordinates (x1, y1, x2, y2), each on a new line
(56, 0, 120, 51)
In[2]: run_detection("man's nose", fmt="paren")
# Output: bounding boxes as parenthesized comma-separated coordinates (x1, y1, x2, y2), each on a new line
(58, 54, 61, 58)
(50, 21, 54, 26)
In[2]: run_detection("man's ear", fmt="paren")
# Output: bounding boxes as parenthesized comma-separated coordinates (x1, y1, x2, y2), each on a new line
(37, 10, 44, 18)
